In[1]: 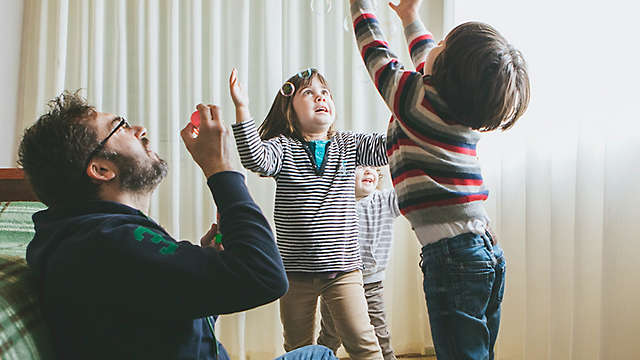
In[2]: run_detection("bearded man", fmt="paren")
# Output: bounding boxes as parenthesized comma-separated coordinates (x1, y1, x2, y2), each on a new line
(17, 91, 335, 360)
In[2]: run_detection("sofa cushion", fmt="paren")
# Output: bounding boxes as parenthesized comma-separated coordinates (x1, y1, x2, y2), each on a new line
(0, 255, 54, 359)
(0, 202, 46, 258)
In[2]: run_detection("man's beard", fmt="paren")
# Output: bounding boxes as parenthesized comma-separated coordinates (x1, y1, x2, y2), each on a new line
(113, 152, 168, 193)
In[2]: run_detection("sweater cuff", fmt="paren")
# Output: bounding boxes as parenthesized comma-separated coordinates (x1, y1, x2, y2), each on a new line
(206, 171, 252, 214)
(351, 0, 376, 13)
(231, 119, 256, 134)
(231, 119, 259, 146)
(404, 20, 427, 39)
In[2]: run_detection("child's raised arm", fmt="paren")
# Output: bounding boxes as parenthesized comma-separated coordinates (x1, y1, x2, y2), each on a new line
(355, 133, 388, 168)
(229, 69, 284, 177)
(389, 0, 436, 74)
(229, 68, 252, 124)
(350, 0, 446, 138)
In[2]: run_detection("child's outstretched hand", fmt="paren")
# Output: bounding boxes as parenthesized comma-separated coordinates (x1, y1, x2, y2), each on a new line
(229, 68, 249, 109)
(388, 0, 422, 26)
(229, 68, 252, 124)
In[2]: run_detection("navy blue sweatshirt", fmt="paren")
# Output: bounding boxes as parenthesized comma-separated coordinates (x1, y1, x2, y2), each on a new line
(26, 171, 288, 359)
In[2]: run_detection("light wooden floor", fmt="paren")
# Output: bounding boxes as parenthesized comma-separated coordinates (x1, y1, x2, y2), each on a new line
(397, 355, 436, 359)
(340, 355, 436, 360)
(338, 346, 437, 359)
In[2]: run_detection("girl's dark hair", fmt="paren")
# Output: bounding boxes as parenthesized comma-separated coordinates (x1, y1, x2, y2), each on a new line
(17, 90, 101, 206)
(259, 68, 336, 141)
(430, 21, 530, 131)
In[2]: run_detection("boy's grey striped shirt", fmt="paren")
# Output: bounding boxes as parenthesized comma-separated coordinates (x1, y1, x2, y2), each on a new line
(232, 120, 388, 272)
(357, 189, 401, 284)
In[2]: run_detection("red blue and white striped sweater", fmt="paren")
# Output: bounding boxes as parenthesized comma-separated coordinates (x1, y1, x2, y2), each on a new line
(351, 0, 490, 228)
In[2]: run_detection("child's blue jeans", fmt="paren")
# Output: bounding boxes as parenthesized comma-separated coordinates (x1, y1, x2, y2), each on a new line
(420, 231, 506, 360)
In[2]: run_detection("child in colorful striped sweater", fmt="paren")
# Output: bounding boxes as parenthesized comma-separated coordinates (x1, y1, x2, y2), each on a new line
(229, 68, 387, 360)
(318, 165, 400, 360)
(350, 0, 530, 359)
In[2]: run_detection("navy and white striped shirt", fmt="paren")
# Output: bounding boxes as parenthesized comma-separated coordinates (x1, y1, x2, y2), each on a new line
(232, 120, 388, 272)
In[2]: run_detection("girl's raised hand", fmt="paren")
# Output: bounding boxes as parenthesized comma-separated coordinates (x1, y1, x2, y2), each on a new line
(229, 68, 252, 124)
(229, 68, 249, 109)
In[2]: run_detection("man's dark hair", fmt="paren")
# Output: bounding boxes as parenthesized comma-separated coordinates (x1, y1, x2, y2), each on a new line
(18, 91, 101, 207)
(431, 21, 530, 131)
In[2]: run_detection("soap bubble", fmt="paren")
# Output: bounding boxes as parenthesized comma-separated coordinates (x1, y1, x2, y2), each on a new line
(385, 20, 401, 36)
(280, 81, 295, 97)
(310, 0, 333, 15)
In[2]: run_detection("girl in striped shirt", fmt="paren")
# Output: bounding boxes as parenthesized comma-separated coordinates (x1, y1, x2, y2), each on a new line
(229, 68, 387, 359)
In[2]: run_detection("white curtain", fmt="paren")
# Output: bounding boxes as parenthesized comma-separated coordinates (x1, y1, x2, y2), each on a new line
(451, 0, 640, 359)
(17, 0, 640, 359)
(17, 0, 445, 358)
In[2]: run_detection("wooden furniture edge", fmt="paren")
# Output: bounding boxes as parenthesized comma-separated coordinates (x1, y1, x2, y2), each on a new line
(0, 168, 40, 201)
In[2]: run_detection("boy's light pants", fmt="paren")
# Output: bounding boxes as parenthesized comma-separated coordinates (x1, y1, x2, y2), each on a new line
(279, 270, 383, 360)
(318, 281, 396, 360)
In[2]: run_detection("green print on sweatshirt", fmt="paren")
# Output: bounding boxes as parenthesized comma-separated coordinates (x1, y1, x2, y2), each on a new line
(134, 226, 178, 255)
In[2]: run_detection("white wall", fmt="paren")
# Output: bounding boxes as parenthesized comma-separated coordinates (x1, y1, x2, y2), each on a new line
(0, 0, 24, 167)
(450, 0, 640, 133)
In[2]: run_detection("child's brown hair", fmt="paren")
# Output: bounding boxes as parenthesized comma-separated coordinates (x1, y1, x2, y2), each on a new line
(259, 68, 336, 141)
(431, 21, 530, 131)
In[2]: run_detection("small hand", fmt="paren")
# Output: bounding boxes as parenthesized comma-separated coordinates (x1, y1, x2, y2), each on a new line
(486, 226, 499, 246)
(201, 223, 224, 251)
(388, 0, 422, 25)
(229, 68, 249, 109)
(229, 68, 252, 124)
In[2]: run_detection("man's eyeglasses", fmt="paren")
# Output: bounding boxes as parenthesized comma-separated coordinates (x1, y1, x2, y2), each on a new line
(83, 117, 130, 173)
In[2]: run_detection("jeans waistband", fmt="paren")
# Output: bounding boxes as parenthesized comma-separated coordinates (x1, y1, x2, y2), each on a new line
(420, 231, 495, 259)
